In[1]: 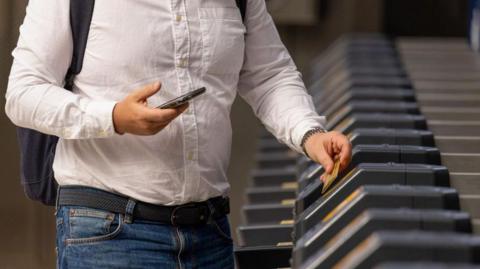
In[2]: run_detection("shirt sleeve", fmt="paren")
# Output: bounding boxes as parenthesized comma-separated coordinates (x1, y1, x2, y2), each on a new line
(4, 0, 117, 139)
(237, 0, 326, 153)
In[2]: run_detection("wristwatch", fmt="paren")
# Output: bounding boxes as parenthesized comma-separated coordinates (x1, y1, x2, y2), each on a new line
(300, 127, 327, 158)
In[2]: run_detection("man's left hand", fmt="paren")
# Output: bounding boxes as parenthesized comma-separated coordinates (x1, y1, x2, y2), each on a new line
(303, 131, 352, 178)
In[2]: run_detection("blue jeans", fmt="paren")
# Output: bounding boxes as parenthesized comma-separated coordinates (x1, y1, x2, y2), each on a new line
(55, 205, 234, 268)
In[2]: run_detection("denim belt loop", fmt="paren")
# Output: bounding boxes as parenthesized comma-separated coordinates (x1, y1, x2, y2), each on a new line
(124, 198, 137, 224)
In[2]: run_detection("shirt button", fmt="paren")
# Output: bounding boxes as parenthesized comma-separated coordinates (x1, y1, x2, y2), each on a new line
(178, 58, 188, 68)
(63, 129, 71, 137)
(175, 14, 182, 22)
(187, 151, 194, 161)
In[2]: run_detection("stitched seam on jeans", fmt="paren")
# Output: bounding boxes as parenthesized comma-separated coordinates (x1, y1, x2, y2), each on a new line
(213, 219, 233, 243)
(69, 208, 115, 219)
(65, 214, 123, 245)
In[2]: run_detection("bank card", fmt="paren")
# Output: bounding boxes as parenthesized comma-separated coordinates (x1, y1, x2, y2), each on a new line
(322, 159, 341, 194)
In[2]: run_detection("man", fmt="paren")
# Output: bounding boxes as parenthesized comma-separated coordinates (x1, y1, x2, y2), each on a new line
(5, 0, 352, 268)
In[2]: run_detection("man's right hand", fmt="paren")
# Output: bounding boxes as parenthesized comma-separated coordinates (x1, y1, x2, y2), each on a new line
(113, 82, 188, 135)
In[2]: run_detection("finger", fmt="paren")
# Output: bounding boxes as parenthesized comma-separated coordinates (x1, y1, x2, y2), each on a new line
(323, 136, 334, 157)
(130, 82, 162, 102)
(315, 148, 334, 174)
(333, 142, 341, 155)
(337, 138, 352, 171)
(175, 102, 189, 113)
(143, 104, 188, 123)
(320, 173, 326, 183)
(326, 140, 334, 157)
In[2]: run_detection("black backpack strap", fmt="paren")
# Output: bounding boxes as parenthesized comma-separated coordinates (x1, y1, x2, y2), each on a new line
(236, 0, 247, 22)
(65, 0, 95, 91)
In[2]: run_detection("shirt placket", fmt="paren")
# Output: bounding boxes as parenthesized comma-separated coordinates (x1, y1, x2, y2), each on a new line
(171, 0, 200, 202)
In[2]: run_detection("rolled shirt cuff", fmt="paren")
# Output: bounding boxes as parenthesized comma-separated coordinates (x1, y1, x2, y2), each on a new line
(83, 100, 117, 139)
(290, 116, 327, 154)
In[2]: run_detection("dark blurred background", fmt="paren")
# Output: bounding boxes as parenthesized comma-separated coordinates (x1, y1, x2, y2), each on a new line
(0, 0, 468, 267)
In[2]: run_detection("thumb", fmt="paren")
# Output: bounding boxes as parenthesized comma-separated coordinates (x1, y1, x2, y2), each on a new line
(316, 149, 334, 174)
(131, 82, 161, 102)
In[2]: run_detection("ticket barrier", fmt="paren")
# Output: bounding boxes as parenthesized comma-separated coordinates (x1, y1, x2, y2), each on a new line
(244, 143, 442, 224)
(236, 185, 460, 269)
(247, 154, 437, 205)
(316, 66, 406, 91)
(325, 101, 420, 128)
(314, 57, 405, 82)
(314, 42, 397, 61)
(310, 50, 400, 77)
(235, 245, 292, 269)
(349, 128, 434, 147)
(329, 113, 427, 133)
(254, 130, 436, 189)
(421, 107, 480, 122)
(295, 185, 460, 238)
(309, 38, 397, 77)
(417, 93, 480, 108)
(322, 100, 419, 125)
(239, 163, 450, 246)
(312, 48, 400, 75)
(297, 144, 441, 190)
(313, 87, 415, 110)
(235, 35, 480, 268)
(255, 152, 298, 169)
(318, 77, 413, 98)
(250, 167, 297, 187)
(315, 54, 404, 78)
(237, 223, 293, 247)
(257, 138, 291, 153)
(315, 95, 420, 116)
(296, 162, 447, 214)
(293, 209, 471, 268)
(374, 262, 480, 269)
(246, 145, 442, 224)
(259, 127, 434, 167)
(246, 186, 296, 204)
(302, 231, 480, 269)
(242, 203, 293, 225)
(313, 52, 403, 78)
(427, 120, 480, 137)
(255, 99, 426, 158)
(295, 127, 435, 173)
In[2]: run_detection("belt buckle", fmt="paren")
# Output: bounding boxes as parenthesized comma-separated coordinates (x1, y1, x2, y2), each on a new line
(170, 203, 209, 226)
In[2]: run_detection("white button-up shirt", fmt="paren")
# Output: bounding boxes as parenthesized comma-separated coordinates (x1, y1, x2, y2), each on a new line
(5, 0, 325, 205)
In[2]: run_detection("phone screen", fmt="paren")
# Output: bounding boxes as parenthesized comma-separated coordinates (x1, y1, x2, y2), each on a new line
(157, 87, 206, 109)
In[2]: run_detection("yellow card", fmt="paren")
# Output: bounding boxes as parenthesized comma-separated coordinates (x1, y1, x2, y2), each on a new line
(281, 199, 295, 206)
(322, 159, 341, 194)
(276, 242, 293, 247)
(280, 219, 294, 225)
(281, 182, 298, 190)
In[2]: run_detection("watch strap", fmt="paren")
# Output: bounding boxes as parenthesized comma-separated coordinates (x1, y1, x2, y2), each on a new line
(300, 127, 327, 158)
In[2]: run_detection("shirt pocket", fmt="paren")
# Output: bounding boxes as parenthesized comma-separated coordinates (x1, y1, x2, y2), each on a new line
(198, 8, 246, 75)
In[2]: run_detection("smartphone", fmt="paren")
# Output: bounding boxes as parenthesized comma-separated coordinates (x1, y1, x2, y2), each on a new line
(156, 87, 206, 109)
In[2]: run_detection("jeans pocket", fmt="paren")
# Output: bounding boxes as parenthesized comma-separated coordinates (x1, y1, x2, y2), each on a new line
(65, 207, 123, 245)
(211, 216, 233, 243)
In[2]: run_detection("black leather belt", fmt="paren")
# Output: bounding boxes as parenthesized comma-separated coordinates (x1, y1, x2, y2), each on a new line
(57, 186, 230, 226)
